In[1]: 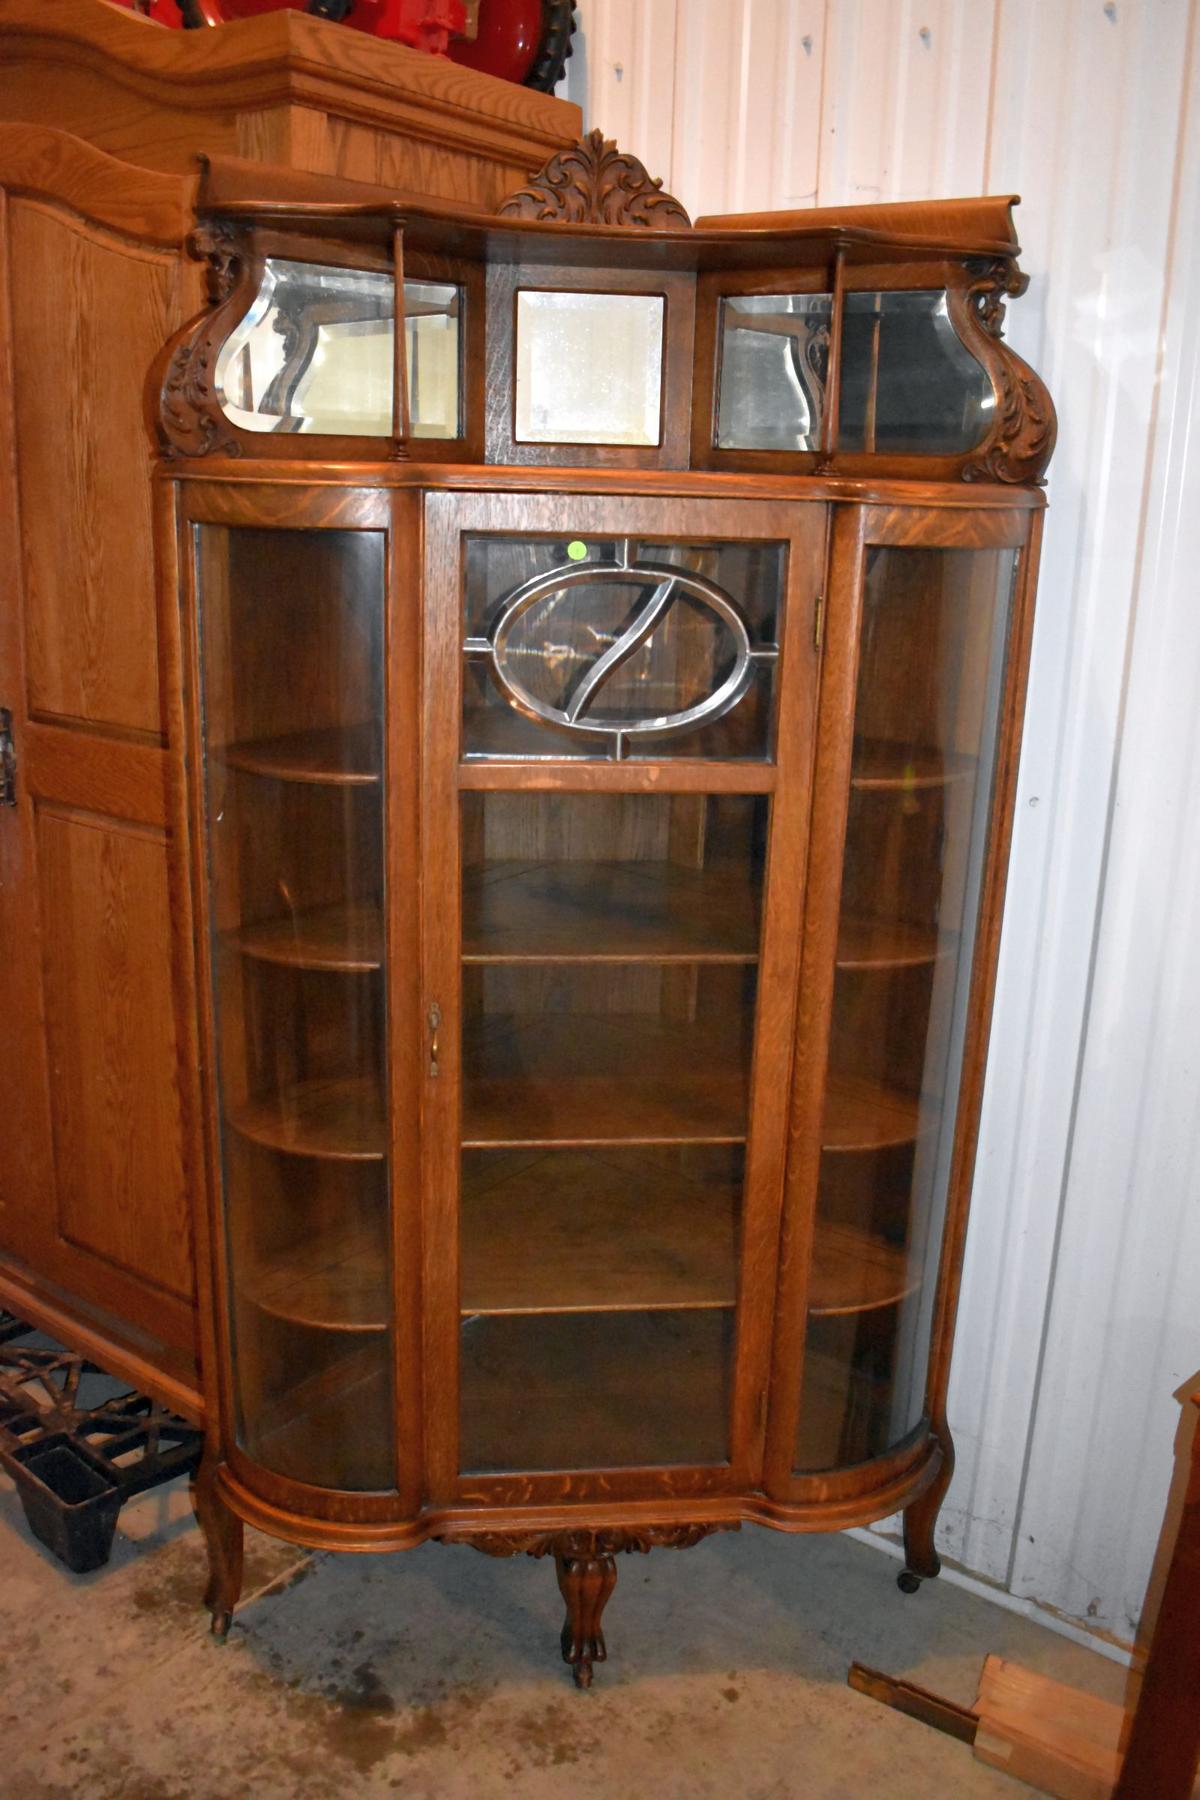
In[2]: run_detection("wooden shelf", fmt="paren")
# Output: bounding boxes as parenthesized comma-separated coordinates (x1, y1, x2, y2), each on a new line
(463, 860, 760, 964)
(224, 901, 384, 973)
(835, 913, 950, 970)
(460, 1149, 738, 1314)
(850, 737, 976, 792)
(463, 1013, 751, 1148)
(809, 1223, 920, 1316)
(237, 1215, 390, 1332)
(228, 1075, 387, 1161)
(222, 722, 381, 786)
(822, 1071, 928, 1152)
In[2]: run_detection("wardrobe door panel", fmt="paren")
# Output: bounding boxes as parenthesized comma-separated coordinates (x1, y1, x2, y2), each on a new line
(0, 141, 203, 1403)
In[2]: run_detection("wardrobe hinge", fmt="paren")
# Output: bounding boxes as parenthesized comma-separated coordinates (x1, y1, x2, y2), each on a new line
(0, 707, 15, 807)
(427, 1001, 442, 1078)
(813, 594, 824, 651)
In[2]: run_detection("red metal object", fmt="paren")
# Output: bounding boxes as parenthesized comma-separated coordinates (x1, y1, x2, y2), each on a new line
(448, 0, 542, 84)
(161, 0, 467, 50)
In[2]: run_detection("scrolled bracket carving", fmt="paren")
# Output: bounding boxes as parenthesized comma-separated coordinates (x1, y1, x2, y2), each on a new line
(957, 256, 1057, 485)
(498, 128, 692, 229)
(153, 223, 255, 460)
(442, 1520, 739, 1559)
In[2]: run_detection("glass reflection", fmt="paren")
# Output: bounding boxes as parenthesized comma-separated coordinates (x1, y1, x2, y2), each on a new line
(717, 294, 832, 451)
(838, 291, 992, 455)
(215, 259, 460, 439)
(514, 290, 664, 445)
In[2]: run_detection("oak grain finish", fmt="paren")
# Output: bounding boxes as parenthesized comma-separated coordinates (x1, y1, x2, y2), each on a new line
(154, 176, 1053, 1678)
(0, 0, 580, 197)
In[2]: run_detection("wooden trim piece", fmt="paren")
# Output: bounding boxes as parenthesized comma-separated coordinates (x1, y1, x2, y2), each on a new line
(0, 1259, 202, 1424)
(860, 505, 1029, 548)
(0, 1, 581, 165)
(24, 722, 168, 829)
(695, 195, 1021, 254)
(207, 1427, 945, 1555)
(458, 761, 776, 795)
(385, 491, 424, 1514)
(0, 122, 190, 246)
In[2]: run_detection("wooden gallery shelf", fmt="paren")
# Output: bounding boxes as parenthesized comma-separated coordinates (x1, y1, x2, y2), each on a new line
(228, 1077, 387, 1161)
(224, 902, 385, 973)
(463, 861, 761, 963)
(850, 738, 976, 792)
(462, 1013, 751, 1148)
(234, 1153, 919, 1336)
(222, 723, 381, 786)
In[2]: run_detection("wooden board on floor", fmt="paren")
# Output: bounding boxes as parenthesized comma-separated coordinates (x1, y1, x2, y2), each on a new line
(973, 1655, 1199, 1800)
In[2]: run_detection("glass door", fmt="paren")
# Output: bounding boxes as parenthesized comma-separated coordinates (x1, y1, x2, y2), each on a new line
(192, 517, 395, 1493)
(768, 505, 1034, 1488)
(422, 493, 825, 1497)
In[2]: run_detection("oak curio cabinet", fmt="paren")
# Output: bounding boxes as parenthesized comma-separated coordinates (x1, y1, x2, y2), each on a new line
(158, 133, 1055, 1685)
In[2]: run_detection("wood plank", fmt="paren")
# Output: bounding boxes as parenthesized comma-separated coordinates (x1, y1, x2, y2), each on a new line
(238, 1212, 389, 1333)
(462, 1012, 751, 1148)
(224, 899, 384, 972)
(809, 1223, 919, 1316)
(24, 720, 168, 828)
(228, 1075, 387, 1162)
(223, 721, 381, 785)
(460, 1148, 739, 1314)
(822, 1071, 927, 1152)
(973, 1655, 1129, 1800)
(463, 858, 761, 963)
(836, 912, 950, 970)
(851, 736, 976, 791)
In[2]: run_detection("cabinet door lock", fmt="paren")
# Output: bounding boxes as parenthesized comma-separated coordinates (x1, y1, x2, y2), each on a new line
(0, 707, 16, 808)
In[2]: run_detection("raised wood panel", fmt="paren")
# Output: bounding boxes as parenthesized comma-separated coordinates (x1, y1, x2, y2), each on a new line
(36, 804, 193, 1304)
(9, 198, 197, 736)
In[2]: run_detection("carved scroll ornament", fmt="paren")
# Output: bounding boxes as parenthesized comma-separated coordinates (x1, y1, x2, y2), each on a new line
(961, 256, 1057, 484)
(498, 129, 692, 229)
(155, 222, 252, 460)
(443, 1521, 739, 1559)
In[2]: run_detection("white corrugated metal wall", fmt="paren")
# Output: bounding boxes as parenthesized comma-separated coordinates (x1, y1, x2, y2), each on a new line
(561, 0, 1200, 1650)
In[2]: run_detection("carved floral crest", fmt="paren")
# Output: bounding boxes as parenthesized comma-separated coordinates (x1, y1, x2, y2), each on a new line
(498, 129, 691, 229)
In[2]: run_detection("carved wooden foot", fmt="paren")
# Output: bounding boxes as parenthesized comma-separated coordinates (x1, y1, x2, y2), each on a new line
(555, 1550, 617, 1689)
(190, 1453, 244, 1640)
(899, 1423, 955, 1591)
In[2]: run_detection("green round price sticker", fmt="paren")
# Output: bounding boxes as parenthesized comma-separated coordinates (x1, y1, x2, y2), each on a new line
(566, 540, 588, 561)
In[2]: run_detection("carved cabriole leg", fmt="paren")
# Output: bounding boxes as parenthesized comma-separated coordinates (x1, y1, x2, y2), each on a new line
(190, 1452, 244, 1640)
(441, 1521, 738, 1687)
(899, 1421, 955, 1593)
(555, 1549, 617, 1689)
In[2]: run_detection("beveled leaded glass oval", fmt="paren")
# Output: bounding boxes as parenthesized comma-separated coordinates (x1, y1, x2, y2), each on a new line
(464, 540, 779, 759)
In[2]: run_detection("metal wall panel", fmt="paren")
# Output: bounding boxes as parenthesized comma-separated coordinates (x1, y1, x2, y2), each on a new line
(571, 0, 1199, 1647)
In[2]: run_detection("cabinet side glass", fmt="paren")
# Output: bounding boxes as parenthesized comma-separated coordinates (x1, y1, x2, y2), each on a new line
(193, 525, 395, 1492)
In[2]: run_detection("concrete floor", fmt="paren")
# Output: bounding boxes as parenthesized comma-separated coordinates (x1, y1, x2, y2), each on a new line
(0, 1457, 1130, 1799)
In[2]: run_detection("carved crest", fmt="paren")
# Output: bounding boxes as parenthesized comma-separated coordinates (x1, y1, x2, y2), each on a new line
(498, 129, 691, 229)
(443, 1522, 739, 1559)
(154, 224, 254, 460)
(958, 257, 1056, 484)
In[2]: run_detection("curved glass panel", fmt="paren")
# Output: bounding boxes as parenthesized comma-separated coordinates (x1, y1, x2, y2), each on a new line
(838, 291, 992, 455)
(794, 543, 1017, 1474)
(214, 259, 460, 439)
(195, 525, 394, 1491)
(717, 294, 832, 451)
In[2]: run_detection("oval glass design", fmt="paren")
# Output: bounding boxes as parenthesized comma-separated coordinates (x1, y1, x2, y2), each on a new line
(465, 540, 777, 759)
(214, 258, 461, 439)
(837, 291, 993, 455)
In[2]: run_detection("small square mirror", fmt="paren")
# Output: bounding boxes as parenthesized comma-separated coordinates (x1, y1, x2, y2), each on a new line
(514, 290, 664, 446)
